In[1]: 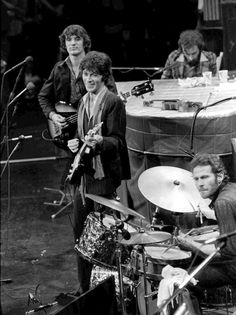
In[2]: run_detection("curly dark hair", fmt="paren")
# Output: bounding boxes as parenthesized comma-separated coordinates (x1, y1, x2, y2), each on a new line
(59, 24, 91, 54)
(178, 29, 205, 51)
(190, 153, 229, 183)
(79, 51, 112, 84)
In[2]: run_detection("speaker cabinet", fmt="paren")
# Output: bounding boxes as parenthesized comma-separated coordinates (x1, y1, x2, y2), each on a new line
(30, 276, 118, 315)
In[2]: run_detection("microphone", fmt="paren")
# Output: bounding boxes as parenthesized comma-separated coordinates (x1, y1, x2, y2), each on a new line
(4, 56, 33, 75)
(7, 82, 35, 107)
(204, 229, 236, 245)
(9, 65, 26, 102)
(115, 220, 131, 240)
(25, 301, 58, 314)
(8, 135, 33, 142)
(0, 82, 36, 126)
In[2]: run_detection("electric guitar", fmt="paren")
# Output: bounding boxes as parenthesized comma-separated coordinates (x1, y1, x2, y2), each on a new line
(47, 101, 77, 149)
(67, 122, 103, 185)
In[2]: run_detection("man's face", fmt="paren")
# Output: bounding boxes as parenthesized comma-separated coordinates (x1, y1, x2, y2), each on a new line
(192, 165, 220, 199)
(82, 69, 104, 94)
(182, 45, 200, 66)
(65, 35, 85, 56)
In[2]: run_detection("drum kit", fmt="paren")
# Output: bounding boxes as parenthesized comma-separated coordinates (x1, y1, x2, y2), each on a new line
(75, 166, 217, 315)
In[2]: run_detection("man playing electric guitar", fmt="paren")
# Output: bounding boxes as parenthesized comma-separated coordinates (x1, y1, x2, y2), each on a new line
(67, 122, 103, 185)
(67, 51, 130, 296)
(38, 24, 117, 149)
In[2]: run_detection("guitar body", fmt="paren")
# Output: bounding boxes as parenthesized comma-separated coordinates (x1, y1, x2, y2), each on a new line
(67, 123, 103, 184)
(47, 101, 77, 150)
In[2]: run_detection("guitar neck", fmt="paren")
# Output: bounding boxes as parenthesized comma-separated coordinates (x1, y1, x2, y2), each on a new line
(65, 113, 77, 126)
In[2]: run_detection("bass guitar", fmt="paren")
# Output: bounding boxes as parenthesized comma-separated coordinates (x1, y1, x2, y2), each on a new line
(67, 122, 103, 185)
(46, 101, 77, 149)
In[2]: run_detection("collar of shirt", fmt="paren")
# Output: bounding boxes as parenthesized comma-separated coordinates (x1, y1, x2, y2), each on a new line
(176, 51, 208, 63)
(83, 85, 107, 119)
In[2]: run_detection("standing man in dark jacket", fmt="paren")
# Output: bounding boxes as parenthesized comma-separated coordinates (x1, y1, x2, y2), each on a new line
(67, 51, 130, 295)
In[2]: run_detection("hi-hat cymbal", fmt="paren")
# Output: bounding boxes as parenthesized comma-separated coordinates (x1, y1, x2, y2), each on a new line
(85, 193, 145, 219)
(119, 230, 171, 245)
(138, 166, 201, 213)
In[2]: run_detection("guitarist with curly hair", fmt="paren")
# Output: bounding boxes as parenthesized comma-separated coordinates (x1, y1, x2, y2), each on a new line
(67, 50, 130, 295)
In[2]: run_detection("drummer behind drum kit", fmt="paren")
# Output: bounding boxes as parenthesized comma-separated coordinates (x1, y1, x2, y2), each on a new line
(74, 166, 218, 315)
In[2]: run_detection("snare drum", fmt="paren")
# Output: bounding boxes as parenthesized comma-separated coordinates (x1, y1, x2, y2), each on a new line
(75, 212, 133, 269)
(130, 245, 192, 281)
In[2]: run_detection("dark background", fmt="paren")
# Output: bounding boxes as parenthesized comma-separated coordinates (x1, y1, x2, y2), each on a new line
(0, 0, 207, 81)
(2, 0, 236, 86)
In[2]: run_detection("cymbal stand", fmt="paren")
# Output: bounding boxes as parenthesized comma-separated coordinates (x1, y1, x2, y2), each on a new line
(140, 245, 150, 315)
(115, 239, 126, 315)
(155, 241, 225, 314)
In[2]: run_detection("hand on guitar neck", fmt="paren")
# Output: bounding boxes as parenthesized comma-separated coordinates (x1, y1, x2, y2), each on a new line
(67, 124, 103, 153)
(49, 112, 67, 128)
(67, 122, 103, 184)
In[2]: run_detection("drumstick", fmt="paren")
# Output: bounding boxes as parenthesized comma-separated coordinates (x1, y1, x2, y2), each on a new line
(181, 228, 195, 238)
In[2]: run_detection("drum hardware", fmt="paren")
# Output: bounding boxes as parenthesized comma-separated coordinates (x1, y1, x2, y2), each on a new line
(115, 239, 128, 315)
(138, 166, 202, 213)
(136, 245, 158, 315)
(151, 207, 164, 226)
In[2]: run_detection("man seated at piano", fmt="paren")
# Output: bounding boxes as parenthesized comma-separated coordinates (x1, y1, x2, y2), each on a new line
(177, 153, 236, 293)
(161, 29, 217, 79)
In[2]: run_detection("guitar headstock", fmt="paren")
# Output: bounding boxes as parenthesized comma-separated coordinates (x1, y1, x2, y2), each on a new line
(88, 122, 103, 136)
(131, 79, 154, 97)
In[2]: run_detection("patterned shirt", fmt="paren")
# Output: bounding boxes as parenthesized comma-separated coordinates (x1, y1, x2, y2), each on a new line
(66, 57, 85, 106)
(161, 49, 217, 79)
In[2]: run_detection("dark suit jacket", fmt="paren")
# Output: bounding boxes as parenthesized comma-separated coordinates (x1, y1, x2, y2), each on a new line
(79, 90, 131, 195)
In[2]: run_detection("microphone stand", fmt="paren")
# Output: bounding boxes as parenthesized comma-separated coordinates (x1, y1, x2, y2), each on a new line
(155, 241, 225, 315)
(1, 135, 32, 178)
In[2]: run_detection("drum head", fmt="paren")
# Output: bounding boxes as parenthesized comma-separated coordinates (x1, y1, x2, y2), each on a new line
(190, 225, 219, 243)
(192, 231, 219, 243)
(144, 246, 191, 263)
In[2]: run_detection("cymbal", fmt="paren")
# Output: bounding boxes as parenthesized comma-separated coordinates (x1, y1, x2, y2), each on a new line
(119, 230, 171, 245)
(138, 166, 202, 213)
(85, 193, 145, 219)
